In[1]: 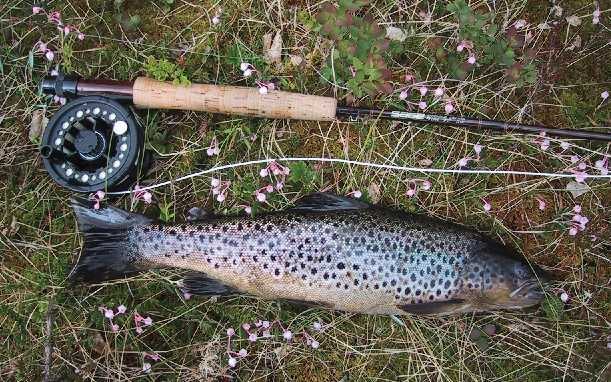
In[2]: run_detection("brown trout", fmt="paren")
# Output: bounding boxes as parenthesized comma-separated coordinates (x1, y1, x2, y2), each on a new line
(70, 193, 547, 315)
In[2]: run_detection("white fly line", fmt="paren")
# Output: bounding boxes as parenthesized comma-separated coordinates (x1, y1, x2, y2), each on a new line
(108, 157, 610, 195)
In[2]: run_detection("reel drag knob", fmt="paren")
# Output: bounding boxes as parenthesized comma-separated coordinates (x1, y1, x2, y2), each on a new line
(40, 96, 147, 193)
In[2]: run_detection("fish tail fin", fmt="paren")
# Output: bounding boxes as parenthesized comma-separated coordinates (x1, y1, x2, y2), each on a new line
(68, 198, 153, 284)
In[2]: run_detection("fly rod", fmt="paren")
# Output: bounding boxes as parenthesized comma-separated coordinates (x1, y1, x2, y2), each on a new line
(38, 73, 610, 193)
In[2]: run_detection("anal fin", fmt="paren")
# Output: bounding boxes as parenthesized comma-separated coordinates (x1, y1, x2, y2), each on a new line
(398, 299, 466, 315)
(180, 272, 238, 296)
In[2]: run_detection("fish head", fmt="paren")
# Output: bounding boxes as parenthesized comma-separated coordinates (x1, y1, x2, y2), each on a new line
(463, 243, 549, 311)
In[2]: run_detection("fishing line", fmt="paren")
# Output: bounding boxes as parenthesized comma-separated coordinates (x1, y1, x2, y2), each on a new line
(108, 157, 611, 195)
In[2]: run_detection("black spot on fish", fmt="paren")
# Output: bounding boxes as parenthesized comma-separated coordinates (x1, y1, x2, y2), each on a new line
(300, 263, 306, 269)
(311, 268, 317, 275)
(444, 280, 451, 289)
(214, 263, 219, 269)
(405, 287, 411, 295)
(344, 284, 349, 290)
(323, 272, 329, 280)
(362, 273, 368, 280)
(169, 229, 177, 235)
(352, 264, 360, 271)
(331, 273, 337, 279)
(274, 268, 280, 276)
(397, 287, 402, 293)
(337, 262, 345, 270)
(374, 284, 379, 289)
(336, 282, 341, 288)
(254, 223, 261, 230)
(436, 290, 441, 296)
(415, 289, 421, 296)
(307, 255, 313, 261)
(382, 281, 388, 287)
(326, 255, 332, 263)
(291, 266, 297, 272)
(429, 295, 435, 300)
(263, 263, 269, 269)
(354, 279, 359, 286)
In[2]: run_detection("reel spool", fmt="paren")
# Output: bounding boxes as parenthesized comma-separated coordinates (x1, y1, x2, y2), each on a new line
(40, 96, 150, 193)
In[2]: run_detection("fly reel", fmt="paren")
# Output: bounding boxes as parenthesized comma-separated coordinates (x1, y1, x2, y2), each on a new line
(40, 96, 149, 193)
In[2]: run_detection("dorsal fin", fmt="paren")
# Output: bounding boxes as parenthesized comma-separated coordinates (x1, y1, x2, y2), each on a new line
(292, 192, 370, 212)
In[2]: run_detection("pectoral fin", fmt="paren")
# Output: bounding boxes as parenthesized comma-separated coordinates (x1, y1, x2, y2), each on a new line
(180, 272, 238, 296)
(398, 299, 466, 315)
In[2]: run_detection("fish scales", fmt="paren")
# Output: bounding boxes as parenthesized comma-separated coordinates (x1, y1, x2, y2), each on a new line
(132, 210, 477, 315)
(70, 193, 547, 315)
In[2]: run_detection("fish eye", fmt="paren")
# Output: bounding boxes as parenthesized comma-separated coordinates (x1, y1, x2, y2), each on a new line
(513, 263, 531, 279)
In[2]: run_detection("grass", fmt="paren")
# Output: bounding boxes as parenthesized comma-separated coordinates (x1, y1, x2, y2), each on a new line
(1, 0, 610, 380)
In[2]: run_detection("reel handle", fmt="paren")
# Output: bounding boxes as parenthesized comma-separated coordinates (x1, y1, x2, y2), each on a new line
(132, 77, 338, 121)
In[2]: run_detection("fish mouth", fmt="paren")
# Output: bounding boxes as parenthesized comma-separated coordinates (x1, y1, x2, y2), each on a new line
(508, 279, 546, 306)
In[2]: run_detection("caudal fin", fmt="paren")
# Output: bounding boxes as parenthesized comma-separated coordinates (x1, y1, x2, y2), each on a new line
(69, 198, 153, 283)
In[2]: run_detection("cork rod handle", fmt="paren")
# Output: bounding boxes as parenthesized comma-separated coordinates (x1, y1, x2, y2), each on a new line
(132, 77, 337, 121)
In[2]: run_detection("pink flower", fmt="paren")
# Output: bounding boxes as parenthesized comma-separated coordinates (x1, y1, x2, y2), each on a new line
(421, 180, 431, 191)
(351, 190, 362, 198)
(514, 19, 527, 29)
(142, 363, 151, 373)
(143, 317, 153, 326)
(53, 95, 67, 105)
(104, 309, 114, 320)
(601, 91, 609, 100)
(536, 197, 546, 211)
(418, 101, 427, 110)
(283, 330, 293, 341)
(595, 157, 608, 175)
(243, 68, 253, 77)
(574, 172, 588, 183)
(212, 15, 221, 25)
(473, 144, 483, 156)
(573, 204, 582, 213)
(226, 328, 235, 337)
(482, 199, 492, 212)
(238, 348, 247, 357)
(244, 206, 252, 214)
(444, 102, 454, 114)
(399, 89, 409, 100)
(78, 32, 85, 40)
(48, 11, 61, 24)
(262, 320, 270, 328)
(260, 168, 269, 177)
(228, 357, 237, 368)
(434, 87, 444, 97)
(216, 193, 226, 202)
(211, 178, 220, 188)
(248, 333, 257, 342)
(265, 184, 274, 193)
(45, 50, 55, 61)
(144, 353, 161, 361)
(311, 339, 320, 349)
(256, 192, 266, 202)
(560, 292, 569, 303)
(458, 157, 471, 167)
(242, 323, 251, 331)
(405, 74, 414, 82)
(258, 86, 268, 95)
(467, 55, 476, 65)
(111, 324, 119, 332)
(419, 86, 428, 96)
(312, 321, 323, 331)
(91, 190, 105, 210)
(117, 304, 127, 314)
(32, 6, 43, 14)
(539, 139, 550, 151)
(568, 227, 578, 236)
(406, 186, 416, 197)
(577, 162, 586, 170)
(183, 291, 192, 300)
(134, 185, 153, 204)
(64, 25, 71, 34)
(560, 141, 570, 151)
